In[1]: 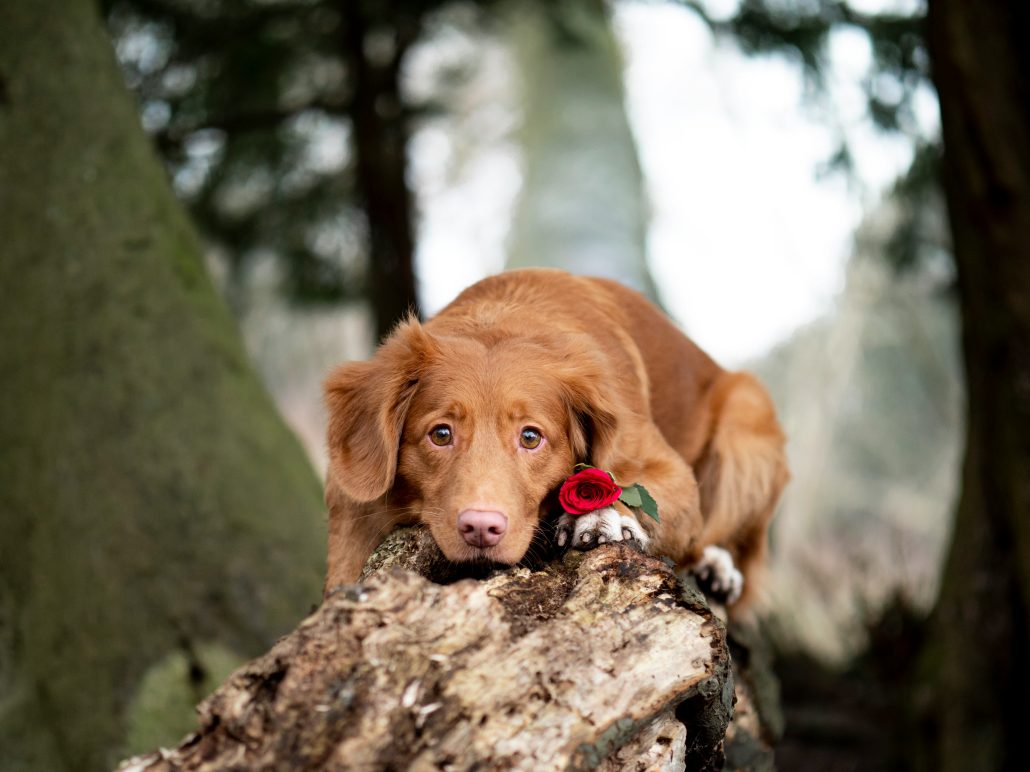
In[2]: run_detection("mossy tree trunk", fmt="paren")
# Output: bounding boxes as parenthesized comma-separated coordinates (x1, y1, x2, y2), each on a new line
(0, 1, 326, 769)
(921, 1, 1030, 768)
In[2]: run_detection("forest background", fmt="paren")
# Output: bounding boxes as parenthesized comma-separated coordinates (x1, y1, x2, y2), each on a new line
(2, 0, 1027, 769)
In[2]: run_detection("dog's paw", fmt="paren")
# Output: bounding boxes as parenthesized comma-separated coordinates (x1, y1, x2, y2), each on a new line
(556, 507, 651, 552)
(692, 545, 744, 605)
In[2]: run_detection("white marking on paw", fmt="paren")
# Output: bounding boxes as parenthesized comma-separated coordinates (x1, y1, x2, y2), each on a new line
(557, 507, 650, 552)
(692, 545, 744, 605)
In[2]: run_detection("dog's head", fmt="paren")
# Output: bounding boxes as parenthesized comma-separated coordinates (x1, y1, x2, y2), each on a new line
(324, 317, 618, 567)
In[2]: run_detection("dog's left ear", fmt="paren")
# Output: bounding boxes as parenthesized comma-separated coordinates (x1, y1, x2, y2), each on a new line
(556, 347, 622, 467)
(323, 317, 436, 502)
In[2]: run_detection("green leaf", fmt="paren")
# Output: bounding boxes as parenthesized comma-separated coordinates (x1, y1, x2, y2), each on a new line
(618, 484, 659, 523)
(573, 463, 594, 472)
(637, 484, 660, 523)
(618, 485, 642, 509)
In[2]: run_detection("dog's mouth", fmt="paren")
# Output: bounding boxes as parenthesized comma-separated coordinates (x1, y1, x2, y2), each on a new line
(452, 544, 520, 568)
(451, 521, 557, 572)
(427, 548, 513, 583)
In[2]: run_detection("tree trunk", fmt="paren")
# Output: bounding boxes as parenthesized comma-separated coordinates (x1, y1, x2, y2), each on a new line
(119, 529, 781, 771)
(505, 0, 660, 304)
(0, 1, 326, 769)
(341, 0, 423, 342)
(921, 1, 1030, 769)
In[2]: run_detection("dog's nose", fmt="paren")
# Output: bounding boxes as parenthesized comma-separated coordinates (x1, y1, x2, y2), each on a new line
(457, 509, 508, 548)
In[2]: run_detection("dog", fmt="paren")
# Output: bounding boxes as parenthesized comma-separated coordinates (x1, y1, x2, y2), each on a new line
(323, 269, 788, 609)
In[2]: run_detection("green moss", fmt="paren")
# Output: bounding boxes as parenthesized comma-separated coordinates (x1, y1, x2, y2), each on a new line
(575, 717, 644, 768)
(123, 643, 244, 756)
(0, 1, 326, 769)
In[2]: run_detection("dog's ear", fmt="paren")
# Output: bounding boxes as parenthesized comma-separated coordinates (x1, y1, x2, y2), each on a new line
(556, 348, 621, 467)
(323, 317, 436, 502)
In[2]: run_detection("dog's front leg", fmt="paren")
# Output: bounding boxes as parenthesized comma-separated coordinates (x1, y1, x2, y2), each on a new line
(558, 429, 703, 563)
(323, 490, 404, 595)
(597, 430, 705, 564)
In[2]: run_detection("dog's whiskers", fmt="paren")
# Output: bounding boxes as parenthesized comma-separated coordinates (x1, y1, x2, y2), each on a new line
(345, 505, 419, 526)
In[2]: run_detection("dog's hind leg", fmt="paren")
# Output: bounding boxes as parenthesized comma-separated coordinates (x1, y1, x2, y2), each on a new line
(692, 372, 789, 611)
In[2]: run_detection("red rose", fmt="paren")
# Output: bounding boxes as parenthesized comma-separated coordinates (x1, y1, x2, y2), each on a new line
(559, 467, 622, 515)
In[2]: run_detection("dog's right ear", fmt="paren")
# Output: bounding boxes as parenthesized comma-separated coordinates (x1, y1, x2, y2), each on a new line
(323, 317, 436, 502)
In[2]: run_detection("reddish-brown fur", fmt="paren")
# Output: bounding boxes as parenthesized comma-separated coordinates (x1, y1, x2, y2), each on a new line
(323, 269, 788, 608)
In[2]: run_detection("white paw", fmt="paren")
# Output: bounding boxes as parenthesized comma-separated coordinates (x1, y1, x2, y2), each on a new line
(692, 545, 744, 605)
(556, 507, 650, 552)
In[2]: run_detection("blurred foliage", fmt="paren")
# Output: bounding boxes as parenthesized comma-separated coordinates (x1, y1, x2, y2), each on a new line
(101, 0, 481, 316)
(683, 0, 928, 130)
(104, 0, 358, 309)
(682, 0, 944, 273)
(882, 140, 946, 273)
(105, 0, 942, 308)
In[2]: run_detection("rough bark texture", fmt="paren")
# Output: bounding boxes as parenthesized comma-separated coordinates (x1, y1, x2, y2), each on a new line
(922, 1, 1030, 769)
(120, 528, 780, 770)
(0, 1, 326, 769)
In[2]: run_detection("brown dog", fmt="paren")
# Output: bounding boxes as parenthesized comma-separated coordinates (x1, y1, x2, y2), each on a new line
(323, 269, 788, 608)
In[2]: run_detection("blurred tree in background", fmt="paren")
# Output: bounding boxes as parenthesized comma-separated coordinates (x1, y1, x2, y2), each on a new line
(505, 0, 659, 300)
(0, 0, 325, 768)
(923, 1, 1030, 767)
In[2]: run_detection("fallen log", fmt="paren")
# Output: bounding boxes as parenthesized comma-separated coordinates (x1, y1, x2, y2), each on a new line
(120, 528, 779, 770)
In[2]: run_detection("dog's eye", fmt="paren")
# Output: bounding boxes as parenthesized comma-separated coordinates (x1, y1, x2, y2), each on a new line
(519, 427, 542, 450)
(428, 425, 453, 446)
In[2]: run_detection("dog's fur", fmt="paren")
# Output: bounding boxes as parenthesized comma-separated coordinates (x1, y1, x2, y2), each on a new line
(323, 269, 788, 608)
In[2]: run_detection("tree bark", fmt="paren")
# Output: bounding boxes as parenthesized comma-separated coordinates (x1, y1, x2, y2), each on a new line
(0, 1, 326, 768)
(341, 0, 423, 342)
(922, 1, 1030, 769)
(119, 529, 780, 771)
